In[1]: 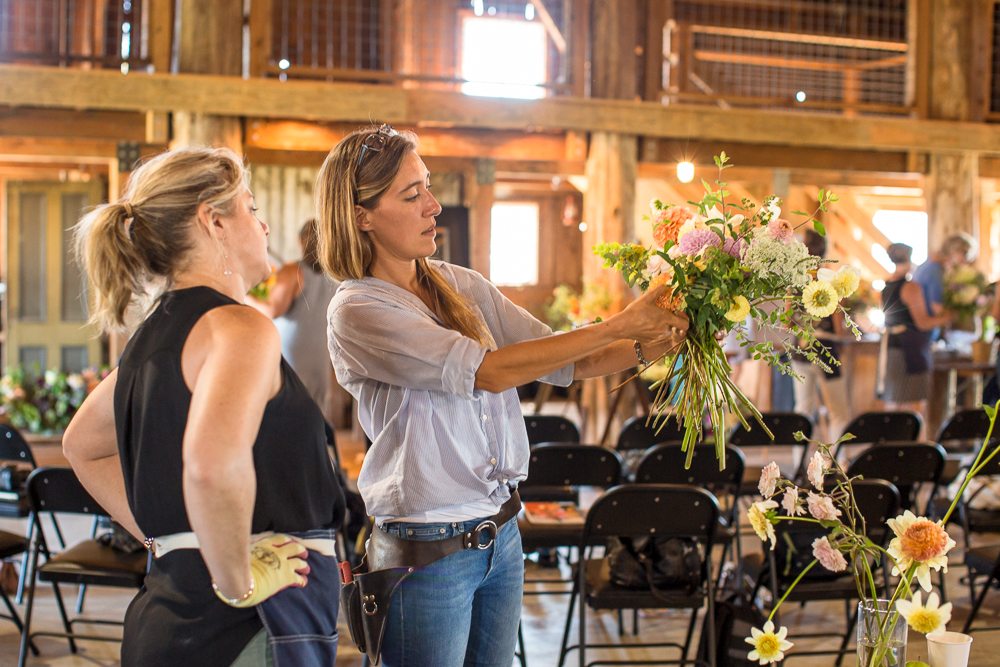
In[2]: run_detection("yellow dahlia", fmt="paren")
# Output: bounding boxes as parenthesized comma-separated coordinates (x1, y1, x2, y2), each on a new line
(725, 295, 751, 322)
(745, 620, 793, 664)
(831, 266, 860, 299)
(802, 280, 839, 318)
(897, 591, 952, 635)
(887, 511, 956, 591)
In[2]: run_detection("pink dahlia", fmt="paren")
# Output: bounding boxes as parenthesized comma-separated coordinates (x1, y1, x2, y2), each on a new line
(677, 228, 722, 256)
(766, 217, 794, 242)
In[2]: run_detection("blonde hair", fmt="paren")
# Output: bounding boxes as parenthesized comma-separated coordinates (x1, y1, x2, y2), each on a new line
(316, 126, 493, 347)
(75, 146, 249, 331)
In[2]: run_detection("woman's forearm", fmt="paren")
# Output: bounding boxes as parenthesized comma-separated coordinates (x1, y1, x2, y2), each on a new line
(476, 320, 622, 392)
(574, 337, 678, 380)
(183, 453, 256, 598)
(69, 454, 143, 541)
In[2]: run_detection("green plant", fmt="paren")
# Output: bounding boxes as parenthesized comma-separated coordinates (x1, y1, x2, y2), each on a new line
(0, 366, 106, 433)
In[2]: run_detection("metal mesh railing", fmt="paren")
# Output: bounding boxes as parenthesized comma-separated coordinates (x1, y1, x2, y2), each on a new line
(0, 0, 151, 71)
(665, 0, 909, 115)
(265, 0, 575, 94)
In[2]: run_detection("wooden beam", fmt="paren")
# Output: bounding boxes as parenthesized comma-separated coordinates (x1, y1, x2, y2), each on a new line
(693, 50, 906, 74)
(4, 65, 1000, 154)
(0, 108, 146, 140)
(529, 0, 567, 53)
(248, 0, 273, 79)
(690, 24, 908, 52)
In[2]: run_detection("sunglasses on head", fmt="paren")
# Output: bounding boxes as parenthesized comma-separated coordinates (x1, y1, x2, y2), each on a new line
(357, 123, 399, 169)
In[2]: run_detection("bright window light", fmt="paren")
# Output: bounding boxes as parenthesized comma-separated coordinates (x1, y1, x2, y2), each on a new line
(872, 210, 928, 267)
(490, 202, 539, 286)
(461, 17, 547, 99)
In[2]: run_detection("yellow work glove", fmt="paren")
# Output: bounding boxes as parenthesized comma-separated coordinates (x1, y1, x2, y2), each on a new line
(212, 533, 309, 608)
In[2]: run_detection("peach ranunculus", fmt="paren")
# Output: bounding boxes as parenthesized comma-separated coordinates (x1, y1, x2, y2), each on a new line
(652, 205, 695, 246)
(887, 511, 956, 591)
(758, 461, 780, 498)
(806, 492, 840, 521)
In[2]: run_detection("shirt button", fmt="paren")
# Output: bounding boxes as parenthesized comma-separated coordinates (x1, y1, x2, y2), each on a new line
(482, 414, 489, 422)
(490, 457, 497, 466)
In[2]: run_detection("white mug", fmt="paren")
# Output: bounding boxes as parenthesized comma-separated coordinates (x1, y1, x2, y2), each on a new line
(927, 631, 974, 667)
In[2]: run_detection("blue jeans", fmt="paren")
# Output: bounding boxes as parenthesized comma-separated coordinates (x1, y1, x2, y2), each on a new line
(254, 528, 340, 667)
(377, 518, 524, 666)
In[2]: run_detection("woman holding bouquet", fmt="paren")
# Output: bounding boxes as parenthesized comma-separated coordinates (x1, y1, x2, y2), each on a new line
(317, 123, 688, 666)
(63, 146, 345, 666)
(880, 242, 952, 427)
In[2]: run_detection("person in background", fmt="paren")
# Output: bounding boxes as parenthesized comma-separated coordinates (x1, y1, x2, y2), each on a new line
(792, 230, 851, 441)
(913, 232, 977, 341)
(63, 146, 344, 666)
(880, 242, 952, 434)
(250, 219, 341, 424)
(316, 123, 689, 667)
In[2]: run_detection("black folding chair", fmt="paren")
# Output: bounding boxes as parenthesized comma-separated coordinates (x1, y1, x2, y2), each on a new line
(615, 414, 685, 475)
(0, 530, 37, 656)
(730, 412, 813, 489)
(0, 424, 67, 603)
(937, 408, 994, 453)
(18, 468, 147, 667)
(557, 484, 719, 667)
(846, 442, 946, 516)
(835, 411, 922, 462)
(635, 443, 746, 587)
(962, 542, 1000, 634)
(524, 415, 581, 446)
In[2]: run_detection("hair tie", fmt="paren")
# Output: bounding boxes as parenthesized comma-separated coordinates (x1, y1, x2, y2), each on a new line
(122, 201, 134, 219)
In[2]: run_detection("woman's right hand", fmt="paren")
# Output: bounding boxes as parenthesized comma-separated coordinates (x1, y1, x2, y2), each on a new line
(612, 285, 689, 346)
(213, 534, 310, 608)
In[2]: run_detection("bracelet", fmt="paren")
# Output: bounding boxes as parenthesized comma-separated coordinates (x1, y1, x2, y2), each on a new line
(212, 577, 255, 607)
(633, 340, 649, 366)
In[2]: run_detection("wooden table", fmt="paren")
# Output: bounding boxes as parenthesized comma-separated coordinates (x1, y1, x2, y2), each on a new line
(932, 356, 996, 421)
(22, 432, 68, 467)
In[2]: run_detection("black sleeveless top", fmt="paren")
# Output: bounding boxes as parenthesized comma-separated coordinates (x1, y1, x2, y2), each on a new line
(113, 286, 344, 667)
(882, 277, 917, 330)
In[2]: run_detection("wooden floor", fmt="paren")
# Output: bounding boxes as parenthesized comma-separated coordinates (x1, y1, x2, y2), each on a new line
(0, 430, 998, 666)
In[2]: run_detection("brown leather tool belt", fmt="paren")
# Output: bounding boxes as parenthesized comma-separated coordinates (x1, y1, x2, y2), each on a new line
(367, 489, 522, 571)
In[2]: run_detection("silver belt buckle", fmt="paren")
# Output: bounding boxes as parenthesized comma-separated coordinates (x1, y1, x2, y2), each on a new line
(469, 520, 498, 550)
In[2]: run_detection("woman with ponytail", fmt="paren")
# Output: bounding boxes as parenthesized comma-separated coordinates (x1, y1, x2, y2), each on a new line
(318, 124, 689, 666)
(63, 146, 344, 666)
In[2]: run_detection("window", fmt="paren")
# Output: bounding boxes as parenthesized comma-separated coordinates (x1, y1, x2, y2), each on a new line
(872, 210, 928, 271)
(461, 16, 547, 99)
(490, 202, 539, 286)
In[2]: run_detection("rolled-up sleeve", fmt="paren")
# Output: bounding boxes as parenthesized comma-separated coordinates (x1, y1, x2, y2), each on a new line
(467, 272, 575, 387)
(330, 296, 487, 399)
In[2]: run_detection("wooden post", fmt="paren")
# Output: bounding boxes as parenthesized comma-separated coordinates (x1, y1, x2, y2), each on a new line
(924, 0, 980, 252)
(171, 0, 243, 151)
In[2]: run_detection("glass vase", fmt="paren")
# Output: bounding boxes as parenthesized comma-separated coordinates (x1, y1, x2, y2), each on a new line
(856, 599, 907, 667)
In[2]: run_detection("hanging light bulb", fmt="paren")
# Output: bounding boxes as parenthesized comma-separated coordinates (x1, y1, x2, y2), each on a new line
(676, 161, 695, 184)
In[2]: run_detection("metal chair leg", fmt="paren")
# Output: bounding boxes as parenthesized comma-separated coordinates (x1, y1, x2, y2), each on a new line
(50, 582, 77, 654)
(17, 536, 42, 667)
(516, 620, 528, 667)
(557, 580, 578, 667)
(15, 513, 35, 604)
(963, 572, 995, 634)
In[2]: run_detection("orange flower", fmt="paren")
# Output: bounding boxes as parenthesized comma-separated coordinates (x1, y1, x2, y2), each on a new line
(887, 511, 956, 591)
(652, 206, 695, 246)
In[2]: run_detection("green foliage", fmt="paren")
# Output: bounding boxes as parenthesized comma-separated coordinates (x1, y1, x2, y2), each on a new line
(0, 366, 106, 434)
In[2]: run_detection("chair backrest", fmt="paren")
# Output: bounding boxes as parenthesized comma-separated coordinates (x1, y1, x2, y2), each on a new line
(26, 467, 108, 517)
(583, 484, 719, 546)
(616, 414, 685, 451)
(522, 443, 622, 489)
(634, 444, 745, 500)
(523, 415, 580, 445)
(936, 408, 992, 451)
(0, 425, 36, 467)
(847, 442, 945, 489)
(729, 412, 812, 447)
(841, 411, 921, 445)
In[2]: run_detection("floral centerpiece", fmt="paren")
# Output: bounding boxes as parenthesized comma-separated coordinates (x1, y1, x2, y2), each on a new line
(0, 366, 107, 434)
(544, 278, 624, 332)
(744, 404, 1000, 665)
(596, 153, 859, 466)
(943, 264, 990, 332)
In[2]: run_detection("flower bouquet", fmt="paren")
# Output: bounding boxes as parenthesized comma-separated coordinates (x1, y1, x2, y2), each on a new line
(943, 264, 990, 332)
(247, 267, 278, 301)
(744, 404, 1000, 666)
(0, 366, 106, 434)
(596, 153, 859, 467)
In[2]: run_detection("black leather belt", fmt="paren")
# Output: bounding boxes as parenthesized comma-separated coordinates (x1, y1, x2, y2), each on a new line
(367, 490, 522, 571)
